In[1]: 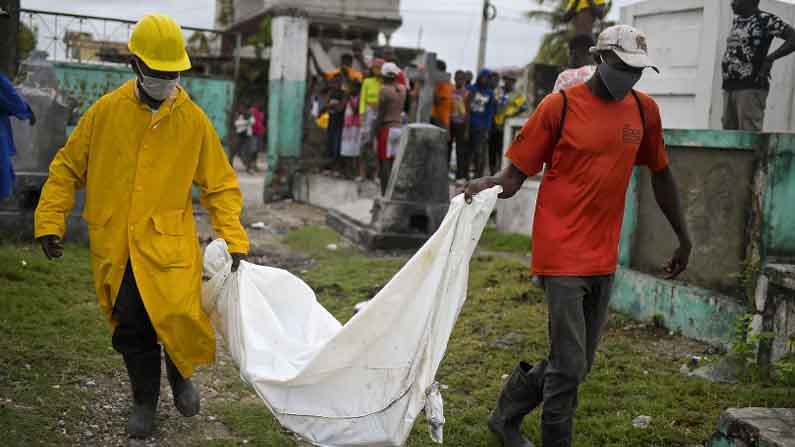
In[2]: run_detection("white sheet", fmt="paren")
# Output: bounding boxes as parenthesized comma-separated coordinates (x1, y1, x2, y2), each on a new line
(202, 187, 501, 446)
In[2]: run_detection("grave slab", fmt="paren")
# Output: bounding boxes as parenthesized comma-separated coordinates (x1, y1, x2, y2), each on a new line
(707, 408, 795, 447)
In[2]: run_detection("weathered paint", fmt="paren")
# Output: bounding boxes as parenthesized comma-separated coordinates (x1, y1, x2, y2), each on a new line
(266, 15, 309, 188)
(763, 132, 795, 257)
(618, 168, 639, 267)
(610, 268, 745, 345)
(54, 63, 234, 140)
(663, 129, 760, 151)
(268, 79, 306, 158)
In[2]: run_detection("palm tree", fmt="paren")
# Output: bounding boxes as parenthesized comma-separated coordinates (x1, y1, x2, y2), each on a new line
(527, 0, 615, 66)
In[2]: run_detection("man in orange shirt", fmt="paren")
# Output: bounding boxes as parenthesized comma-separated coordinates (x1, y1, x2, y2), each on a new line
(431, 59, 454, 132)
(465, 25, 692, 447)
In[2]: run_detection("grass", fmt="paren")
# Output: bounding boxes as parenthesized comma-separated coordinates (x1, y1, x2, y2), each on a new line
(478, 227, 532, 256)
(0, 244, 121, 446)
(2, 228, 794, 447)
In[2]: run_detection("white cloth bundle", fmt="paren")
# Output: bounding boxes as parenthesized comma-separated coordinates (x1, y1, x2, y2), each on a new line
(202, 187, 501, 446)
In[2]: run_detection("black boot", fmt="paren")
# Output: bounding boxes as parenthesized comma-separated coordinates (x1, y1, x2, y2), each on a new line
(123, 348, 161, 438)
(488, 361, 547, 447)
(542, 417, 573, 447)
(164, 351, 200, 417)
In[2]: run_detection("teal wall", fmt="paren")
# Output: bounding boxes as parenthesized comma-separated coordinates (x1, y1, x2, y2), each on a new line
(266, 79, 306, 184)
(615, 129, 795, 344)
(611, 268, 745, 344)
(763, 133, 795, 258)
(618, 168, 639, 267)
(54, 63, 234, 140)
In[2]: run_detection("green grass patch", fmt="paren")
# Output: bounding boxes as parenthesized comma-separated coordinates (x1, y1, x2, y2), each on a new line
(282, 225, 360, 260)
(478, 227, 532, 255)
(216, 226, 795, 446)
(0, 244, 119, 446)
(6, 229, 795, 447)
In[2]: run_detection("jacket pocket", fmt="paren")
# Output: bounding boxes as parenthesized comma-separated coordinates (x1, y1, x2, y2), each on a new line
(152, 210, 186, 236)
(85, 209, 113, 259)
(142, 210, 190, 268)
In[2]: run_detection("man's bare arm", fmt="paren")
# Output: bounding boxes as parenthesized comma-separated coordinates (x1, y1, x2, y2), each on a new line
(463, 162, 528, 203)
(650, 166, 692, 279)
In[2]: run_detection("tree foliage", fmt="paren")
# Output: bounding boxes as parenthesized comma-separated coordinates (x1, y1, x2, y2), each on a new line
(18, 23, 38, 62)
(527, 0, 615, 66)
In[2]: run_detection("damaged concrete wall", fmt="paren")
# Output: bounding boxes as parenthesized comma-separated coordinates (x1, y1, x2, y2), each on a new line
(54, 63, 234, 140)
(631, 133, 757, 294)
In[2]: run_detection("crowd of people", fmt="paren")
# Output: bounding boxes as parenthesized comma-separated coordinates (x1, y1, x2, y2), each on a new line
(313, 49, 529, 195)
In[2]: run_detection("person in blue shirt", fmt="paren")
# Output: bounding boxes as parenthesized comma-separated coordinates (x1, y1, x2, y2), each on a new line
(467, 68, 496, 179)
(0, 73, 36, 200)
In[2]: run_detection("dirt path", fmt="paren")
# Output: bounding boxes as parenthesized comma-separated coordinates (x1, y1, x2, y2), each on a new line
(64, 200, 326, 446)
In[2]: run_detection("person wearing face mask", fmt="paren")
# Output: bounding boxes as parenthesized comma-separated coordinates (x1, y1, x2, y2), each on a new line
(464, 25, 692, 447)
(33, 13, 249, 439)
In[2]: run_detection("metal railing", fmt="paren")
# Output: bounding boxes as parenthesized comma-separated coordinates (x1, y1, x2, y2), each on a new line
(19, 8, 242, 79)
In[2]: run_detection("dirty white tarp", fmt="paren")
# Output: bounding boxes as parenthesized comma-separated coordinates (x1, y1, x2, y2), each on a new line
(201, 187, 501, 446)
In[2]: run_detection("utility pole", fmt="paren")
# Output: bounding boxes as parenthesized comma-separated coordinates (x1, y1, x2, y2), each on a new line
(0, 0, 20, 77)
(476, 0, 496, 72)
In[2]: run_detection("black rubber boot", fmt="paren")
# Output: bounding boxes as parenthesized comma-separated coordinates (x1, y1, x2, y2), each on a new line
(541, 417, 573, 447)
(164, 351, 200, 417)
(488, 360, 547, 447)
(123, 348, 161, 439)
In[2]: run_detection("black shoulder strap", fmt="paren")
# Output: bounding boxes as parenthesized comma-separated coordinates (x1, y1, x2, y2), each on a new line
(631, 90, 646, 130)
(556, 89, 568, 145)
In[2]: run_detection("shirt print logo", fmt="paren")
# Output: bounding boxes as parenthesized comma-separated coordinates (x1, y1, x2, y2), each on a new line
(622, 125, 642, 145)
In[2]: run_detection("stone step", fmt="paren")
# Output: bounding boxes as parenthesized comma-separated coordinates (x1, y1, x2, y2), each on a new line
(706, 408, 795, 447)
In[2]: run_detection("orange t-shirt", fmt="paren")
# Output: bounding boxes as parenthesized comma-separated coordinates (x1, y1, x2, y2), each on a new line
(506, 83, 669, 276)
(431, 82, 454, 128)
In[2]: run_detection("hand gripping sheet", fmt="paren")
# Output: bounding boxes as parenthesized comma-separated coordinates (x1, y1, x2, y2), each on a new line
(202, 187, 501, 446)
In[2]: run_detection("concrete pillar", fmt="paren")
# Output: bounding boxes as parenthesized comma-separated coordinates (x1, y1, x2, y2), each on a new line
(264, 12, 309, 202)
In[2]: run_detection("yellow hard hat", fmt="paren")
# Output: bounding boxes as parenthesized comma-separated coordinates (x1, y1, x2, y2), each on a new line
(128, 13, 191, 72)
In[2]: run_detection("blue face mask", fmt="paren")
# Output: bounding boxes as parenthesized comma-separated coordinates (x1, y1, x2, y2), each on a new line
(597, 63, 642, 101)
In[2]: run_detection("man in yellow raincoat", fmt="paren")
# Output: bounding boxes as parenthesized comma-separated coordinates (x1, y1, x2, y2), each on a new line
(33, 13, 249, 439)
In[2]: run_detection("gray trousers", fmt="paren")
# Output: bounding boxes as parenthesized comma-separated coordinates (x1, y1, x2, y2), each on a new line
(540, 275, 614, 428)
(722, 89, 768, 131)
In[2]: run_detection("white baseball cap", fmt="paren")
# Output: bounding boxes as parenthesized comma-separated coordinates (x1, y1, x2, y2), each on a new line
(590, 25, 659, 73)
(381, 62, 400, 78)
(0, 6, 9, 17)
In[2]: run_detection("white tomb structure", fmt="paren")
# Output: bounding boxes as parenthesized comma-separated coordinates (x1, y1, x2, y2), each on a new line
(622, 0, 795, 132)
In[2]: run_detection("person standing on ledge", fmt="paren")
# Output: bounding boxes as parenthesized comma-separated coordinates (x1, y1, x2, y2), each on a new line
(722, 0, 795, 131)
(465, 25, 692, 447)
(34, 13, 249, 439)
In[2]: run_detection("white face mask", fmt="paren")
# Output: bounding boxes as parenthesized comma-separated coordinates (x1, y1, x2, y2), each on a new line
(135, 60, 179, 101)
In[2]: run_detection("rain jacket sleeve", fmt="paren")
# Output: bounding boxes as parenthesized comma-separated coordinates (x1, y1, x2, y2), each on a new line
(193, 113, 249, 255)
(34, 105, 95, 238)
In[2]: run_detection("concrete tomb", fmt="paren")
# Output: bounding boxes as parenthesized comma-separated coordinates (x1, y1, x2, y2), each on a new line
(327, 124, 449, 250)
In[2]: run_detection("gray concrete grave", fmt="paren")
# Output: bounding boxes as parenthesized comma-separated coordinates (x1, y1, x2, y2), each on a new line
(327, 123, 450, 250)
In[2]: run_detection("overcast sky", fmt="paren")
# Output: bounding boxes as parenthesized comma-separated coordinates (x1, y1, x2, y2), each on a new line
(20, 0, 795, 72)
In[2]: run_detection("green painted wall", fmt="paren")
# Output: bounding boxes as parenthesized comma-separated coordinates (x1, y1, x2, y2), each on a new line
(663, 129, 760, 151)
(611, 268, 745, 344)
(54, 63, 234, 140)
(266, 79, 306, 184)
(613, 129, 795, 344)
(618, 168, 639, 267)
(763, 133, 795, 258)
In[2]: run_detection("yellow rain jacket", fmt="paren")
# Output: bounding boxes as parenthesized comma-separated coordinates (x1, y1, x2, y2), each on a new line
(34, 80, 249, 378)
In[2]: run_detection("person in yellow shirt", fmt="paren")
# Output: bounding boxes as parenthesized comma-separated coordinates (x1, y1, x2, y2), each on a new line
(564, 0, 607, 36)
(490, 75, 527, 175)
(358, 58, 385, 180)
(34, 14, 249, 439)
